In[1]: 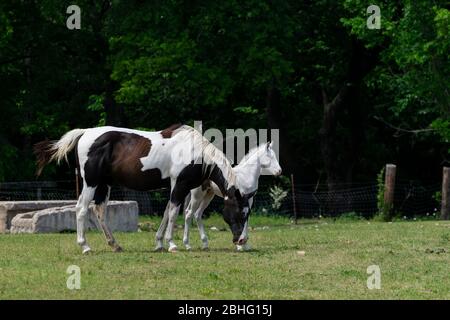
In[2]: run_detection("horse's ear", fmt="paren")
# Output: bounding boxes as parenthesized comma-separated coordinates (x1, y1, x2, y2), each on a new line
(266, 141, 272, 150)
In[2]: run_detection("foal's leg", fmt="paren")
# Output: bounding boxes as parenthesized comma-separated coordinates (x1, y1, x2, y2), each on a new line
(75, 186, 95, 254)
(155, 202, 170, 251)
(93, 186, 122, 252)
(195, 191, 215, 250)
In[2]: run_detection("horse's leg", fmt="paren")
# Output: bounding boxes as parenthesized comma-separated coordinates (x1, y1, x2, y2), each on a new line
(237, 197, 254, 251)
(236, 219, 251, 251)
(183, 188, 205, 250)
(165, 201, 181, 252)
(93, 186, 122, 252)
(182, 194, 194, 250)
(76, 186, 95, 254)
(164, 178, 192, 252)
(154, 202, 170, 251)
(195, 191, 215, 250)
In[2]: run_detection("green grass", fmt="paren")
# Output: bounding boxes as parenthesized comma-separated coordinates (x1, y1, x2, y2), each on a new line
(0, 214, 449, 299)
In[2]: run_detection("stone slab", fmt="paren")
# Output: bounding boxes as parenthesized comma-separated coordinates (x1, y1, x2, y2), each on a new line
(0, 200, 77, 233)
(9, 201, 138, 234)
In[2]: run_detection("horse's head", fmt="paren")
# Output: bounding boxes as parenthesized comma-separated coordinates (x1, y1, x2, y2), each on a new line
(223, 187, 249, 245)
(260, 141, 282, 176)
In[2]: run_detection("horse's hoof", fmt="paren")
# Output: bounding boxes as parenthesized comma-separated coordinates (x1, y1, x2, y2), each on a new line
(82, 246, 92, 255)
(154, 246, 165, 252)
(201, 246, 209, 251)
(168, 246, 178, 253)
(237, 243, 252, 251)
(185, 245, 192, 251)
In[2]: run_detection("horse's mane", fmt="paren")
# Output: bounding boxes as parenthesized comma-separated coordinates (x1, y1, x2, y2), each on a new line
(172, 125, 236, 187)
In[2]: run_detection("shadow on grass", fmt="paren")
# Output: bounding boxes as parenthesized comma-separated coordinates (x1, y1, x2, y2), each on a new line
(81, 246, 265, 255)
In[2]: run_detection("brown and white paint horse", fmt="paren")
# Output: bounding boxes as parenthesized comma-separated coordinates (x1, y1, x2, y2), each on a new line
(34, 124, 248, 253)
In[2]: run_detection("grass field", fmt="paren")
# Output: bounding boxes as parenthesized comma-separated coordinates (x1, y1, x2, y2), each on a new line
(0, 214, 449, 299)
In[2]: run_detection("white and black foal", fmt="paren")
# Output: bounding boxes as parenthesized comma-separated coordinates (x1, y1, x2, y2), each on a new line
(183, 142, 282, 251)
(34, 124, 249, 253)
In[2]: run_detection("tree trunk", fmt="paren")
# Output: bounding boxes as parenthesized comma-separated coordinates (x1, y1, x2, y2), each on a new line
(104, 80, 125, 126)
(266, 82, 297, 175)
(319, 83, 350, 191)
(319, 38, 377, 213)
(91, 1, 125, 127)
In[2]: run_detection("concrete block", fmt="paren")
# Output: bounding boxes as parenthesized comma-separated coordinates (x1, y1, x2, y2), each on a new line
(9, 201, 138, 234)
(0, 200, 77, 233)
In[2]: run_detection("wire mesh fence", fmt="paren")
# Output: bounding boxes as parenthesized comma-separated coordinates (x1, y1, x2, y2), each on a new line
(0, 180, 441, 218)
(0, 181, 76, 202)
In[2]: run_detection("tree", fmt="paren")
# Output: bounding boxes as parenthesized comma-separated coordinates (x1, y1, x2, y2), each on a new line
(0, 0, 448, 190)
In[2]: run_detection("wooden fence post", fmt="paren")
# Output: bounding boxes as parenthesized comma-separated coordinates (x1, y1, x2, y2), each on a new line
(383, 164, 396, 220)
(441, 167, 449, 220)
(291, 174, 298, 224)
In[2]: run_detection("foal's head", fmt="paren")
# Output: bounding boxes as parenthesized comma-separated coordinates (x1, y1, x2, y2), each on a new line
(260, 141, 282, 176)
(223, 187, 249, 245)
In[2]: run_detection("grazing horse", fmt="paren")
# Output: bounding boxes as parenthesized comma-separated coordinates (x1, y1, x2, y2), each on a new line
(182, 141, 282, 251)
(34, 124, 248, 253)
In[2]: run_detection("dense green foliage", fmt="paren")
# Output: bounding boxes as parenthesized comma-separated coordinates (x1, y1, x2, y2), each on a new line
(0, 0, 448, 185)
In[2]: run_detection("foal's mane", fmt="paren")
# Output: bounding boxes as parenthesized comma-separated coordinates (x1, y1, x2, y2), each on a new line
(172, 125, 236, 187)
(238, 143, 266, 165)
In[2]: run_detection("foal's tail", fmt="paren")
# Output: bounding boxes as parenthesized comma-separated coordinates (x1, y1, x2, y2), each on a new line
(34, 128, 87, 176)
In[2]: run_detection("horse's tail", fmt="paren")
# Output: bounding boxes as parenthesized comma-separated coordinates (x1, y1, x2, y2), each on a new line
(34, 128, 87, 176)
